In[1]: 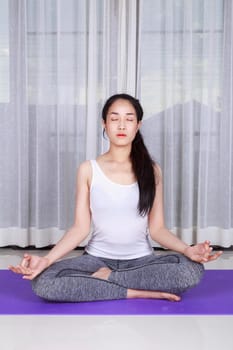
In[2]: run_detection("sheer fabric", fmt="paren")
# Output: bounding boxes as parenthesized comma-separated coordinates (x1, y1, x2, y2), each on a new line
(140, 0, 232, 247)
(0, 0, 139, 246)
(0, 0, 232, 247)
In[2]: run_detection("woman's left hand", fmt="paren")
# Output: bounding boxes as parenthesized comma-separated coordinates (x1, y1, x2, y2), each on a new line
(184, 240, 223, 263)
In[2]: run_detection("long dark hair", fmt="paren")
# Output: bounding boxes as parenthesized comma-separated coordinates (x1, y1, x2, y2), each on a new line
(102, 93, 156, 216)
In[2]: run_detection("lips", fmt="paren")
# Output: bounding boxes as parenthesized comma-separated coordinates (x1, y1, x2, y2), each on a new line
(116, 133, 127, 137)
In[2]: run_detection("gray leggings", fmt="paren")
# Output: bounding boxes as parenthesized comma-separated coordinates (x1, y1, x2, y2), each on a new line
(32, 252, 204, 302)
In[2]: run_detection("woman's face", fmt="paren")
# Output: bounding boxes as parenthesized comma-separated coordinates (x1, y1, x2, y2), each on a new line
(103, 99, 141, 146)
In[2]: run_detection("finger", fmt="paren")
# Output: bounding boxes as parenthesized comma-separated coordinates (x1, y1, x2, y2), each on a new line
(23, 271, 38, 280)
(21, 254, 31, 268)
(8, 265, 20, 274)
(201, 257, 209, 263)
(204, 242, 211, 253)
(16, 265, 32, 275)
(208, 251, 223, 261)
(191, 255, 206, 263)
(9, 265, 27, 275)
(12, 266, 22, 274)
(22, 275, 33, 280)
(204, 247, 213, 258)
(21, 266, 33, 275)
(192, 253, 208, 262)
(204, 251, 222, 262)
(202, 244, 213, 259)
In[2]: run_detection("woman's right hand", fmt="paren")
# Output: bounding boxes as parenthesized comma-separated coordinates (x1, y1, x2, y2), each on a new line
(8, 254, 50, 280)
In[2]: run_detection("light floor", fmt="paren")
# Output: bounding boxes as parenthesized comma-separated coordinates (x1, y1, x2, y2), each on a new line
(0, 248, 233, 350)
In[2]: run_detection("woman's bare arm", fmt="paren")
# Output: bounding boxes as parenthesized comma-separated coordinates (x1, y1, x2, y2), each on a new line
(148, 165, 188, 253)
(148, 165, 222, 262)
(44, 161, 92, 265)
(9, 161, 92, 278)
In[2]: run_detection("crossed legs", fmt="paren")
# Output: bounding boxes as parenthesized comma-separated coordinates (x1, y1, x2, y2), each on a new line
(32, 253, 204, 302)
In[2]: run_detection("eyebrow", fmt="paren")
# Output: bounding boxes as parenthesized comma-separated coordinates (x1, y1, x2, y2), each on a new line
(109, 112, 135, 116)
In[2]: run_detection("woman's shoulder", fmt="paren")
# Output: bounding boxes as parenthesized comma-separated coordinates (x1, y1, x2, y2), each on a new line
(78, 159, 92, 170)
(76, 160, 93, 183)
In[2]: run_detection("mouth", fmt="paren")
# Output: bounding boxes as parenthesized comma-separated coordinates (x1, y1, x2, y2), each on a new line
(116, 133, 127, 137)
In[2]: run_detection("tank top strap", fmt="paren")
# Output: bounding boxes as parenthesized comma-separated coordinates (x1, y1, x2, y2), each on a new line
(90, 159, 108, 188)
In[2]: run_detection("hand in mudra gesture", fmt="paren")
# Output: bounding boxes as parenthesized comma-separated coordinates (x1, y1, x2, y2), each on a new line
(184, 240, 222, 263)
(9, 254, 50, 280)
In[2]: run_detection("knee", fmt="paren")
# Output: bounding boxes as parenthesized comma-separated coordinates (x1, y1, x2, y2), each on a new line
(31, 277, 54, 301)
(178, 260, 204, 292)
(31, 278, 44, 299)
(188, 262, 204, 286)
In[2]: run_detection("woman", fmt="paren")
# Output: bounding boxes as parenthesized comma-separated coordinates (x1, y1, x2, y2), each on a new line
(9, 94, 222, 302)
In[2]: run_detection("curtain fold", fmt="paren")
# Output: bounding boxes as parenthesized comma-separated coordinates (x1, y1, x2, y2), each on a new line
(216, 0, 233, 246)
(0, 0, 140, 247)
(0, 0, 232, 247)
(140, 0, 233, 246)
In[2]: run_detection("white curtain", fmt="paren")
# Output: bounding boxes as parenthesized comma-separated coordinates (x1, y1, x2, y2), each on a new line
(140, 0, 233, 247)
(0, 0, 139, 247)
(0, 0, 232, 248)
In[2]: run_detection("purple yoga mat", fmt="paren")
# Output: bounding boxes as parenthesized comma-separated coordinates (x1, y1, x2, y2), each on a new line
(0, 270, 232, 315)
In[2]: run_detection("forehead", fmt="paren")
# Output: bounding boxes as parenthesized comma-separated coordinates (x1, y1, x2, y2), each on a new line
(108, 99, 136, 113)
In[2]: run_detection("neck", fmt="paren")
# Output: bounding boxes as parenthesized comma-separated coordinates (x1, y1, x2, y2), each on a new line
(106, 144, 132, 163)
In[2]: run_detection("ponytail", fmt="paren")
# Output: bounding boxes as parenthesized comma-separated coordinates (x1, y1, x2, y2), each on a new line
(131, 130, 155, 216)
(102, 93, 156, 216)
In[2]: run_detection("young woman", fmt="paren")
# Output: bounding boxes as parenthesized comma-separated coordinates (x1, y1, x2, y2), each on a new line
(9, 94, 222, 302)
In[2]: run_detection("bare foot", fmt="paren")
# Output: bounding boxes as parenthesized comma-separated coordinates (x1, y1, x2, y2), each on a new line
(127, 289, 181, 301)
(91, 267, 112, 280)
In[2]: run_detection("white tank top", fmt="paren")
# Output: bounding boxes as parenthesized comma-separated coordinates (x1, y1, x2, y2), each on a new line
(85, 160, 153, 259)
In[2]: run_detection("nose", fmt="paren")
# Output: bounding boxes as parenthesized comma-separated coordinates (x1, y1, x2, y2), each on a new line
(118, 119, 126, 130)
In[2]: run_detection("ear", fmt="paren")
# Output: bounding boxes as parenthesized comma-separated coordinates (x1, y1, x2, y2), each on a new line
(137, 120, 142, 131)
(102, 120, 106, 128)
